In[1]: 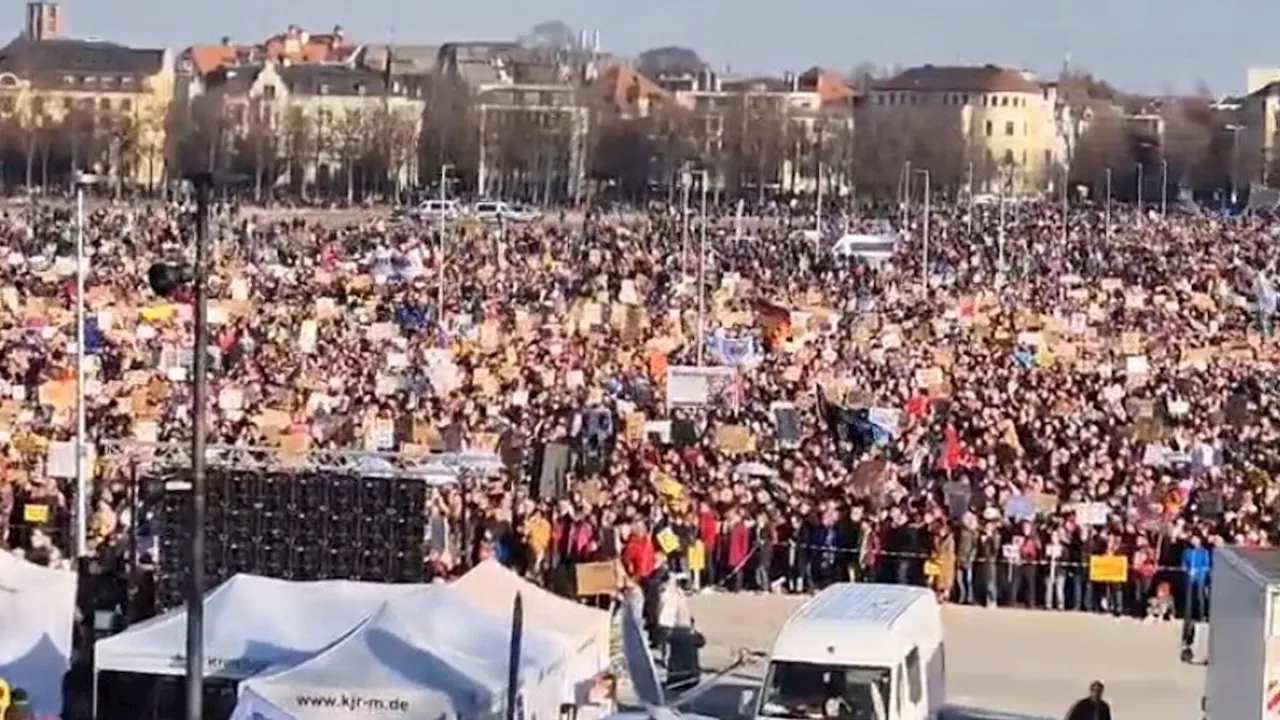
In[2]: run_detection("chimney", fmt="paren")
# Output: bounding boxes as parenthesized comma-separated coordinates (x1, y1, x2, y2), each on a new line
(220, 36, 232, 47)
(25, 2, 60, 41)
(592, 30, 600, 55)
(332, 24, 344, 43)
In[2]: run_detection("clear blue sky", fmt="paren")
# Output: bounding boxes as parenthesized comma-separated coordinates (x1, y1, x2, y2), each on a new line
(51, 0, 1274, 96)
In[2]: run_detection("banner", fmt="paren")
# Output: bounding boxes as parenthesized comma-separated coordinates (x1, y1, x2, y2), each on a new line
(665, 366, 738, 407)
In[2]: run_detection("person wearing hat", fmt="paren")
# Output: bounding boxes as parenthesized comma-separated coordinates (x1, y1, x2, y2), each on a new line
(1065, 681, 1111, 720)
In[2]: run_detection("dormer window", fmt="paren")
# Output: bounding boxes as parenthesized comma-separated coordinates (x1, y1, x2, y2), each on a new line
(318, 82, 330, 95)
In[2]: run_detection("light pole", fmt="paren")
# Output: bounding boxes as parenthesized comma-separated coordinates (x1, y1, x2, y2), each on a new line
(694, 169, 709, 366)
(1225, 124, 1243, 206)
(966, 161, 975, 234)
(72, 170, 99, 560)
(900, 160, 913, 229)
(1136, 163, 1144, 211)
(1104, 167, 1112, 241)
(916, 168, 930, 289)
(1060, 164, 1069, 248)
(436, 164, 453, 313)
(997, 168, 1007, 272)
(680, 163, 691, 279)
(1160, 158, 1169, 217)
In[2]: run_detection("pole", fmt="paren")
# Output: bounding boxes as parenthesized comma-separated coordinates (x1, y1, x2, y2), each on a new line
(680, 165, 691, 279)
(997, 173, 1006, 272)
(436, 165, 449, 312)
(1105, 167, 1112, 241)
(966, 161, 974, 234)
(73, 180, 88, 559)
(1137, 164, 1144, 210)
(696, 172, 708, 366)
(814, 160, 824, 252)
(1160, 159, 1168, 217)
(920, 170, 930, 289)
(186, 172, 213, 720)
(504, 593, 524, 720)
(733, 198, 743, 272)
(1060, 165, 1069, 248)
(901, 160, 912, 229)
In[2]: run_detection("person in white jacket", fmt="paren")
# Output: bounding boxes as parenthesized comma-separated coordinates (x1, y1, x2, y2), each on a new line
(655, 573, 692, 661)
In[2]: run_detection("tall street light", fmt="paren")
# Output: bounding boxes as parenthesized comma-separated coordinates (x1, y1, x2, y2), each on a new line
(695, 169, 709, 366)
(1225, 124, 1244, 206)
(1104, 167, 1113, 242)
(916, 168, 930, 289)
(436, 164, 454, 313)
(72, 170, 99, 559)
(1160, 158, 1169, 217)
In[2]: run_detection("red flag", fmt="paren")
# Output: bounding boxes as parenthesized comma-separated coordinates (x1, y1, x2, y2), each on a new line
(938, 424, 971, 472)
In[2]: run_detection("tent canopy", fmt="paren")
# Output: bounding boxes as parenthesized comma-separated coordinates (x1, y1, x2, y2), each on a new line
(0, 551, 77, 718)
(453, 560, 610, 650)
(241, 584, 568, 720)
(94, 574, 418, 679)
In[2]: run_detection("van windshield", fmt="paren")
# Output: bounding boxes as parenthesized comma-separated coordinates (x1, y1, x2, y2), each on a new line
(759, 661, 890, 720)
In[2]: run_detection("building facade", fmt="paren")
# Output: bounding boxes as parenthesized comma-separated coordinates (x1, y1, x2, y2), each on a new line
(864, 64, 1067, 193)
(0, 2, 173, 190)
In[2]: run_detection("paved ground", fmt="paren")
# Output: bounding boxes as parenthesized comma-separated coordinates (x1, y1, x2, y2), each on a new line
(682, 592, 1203, 720)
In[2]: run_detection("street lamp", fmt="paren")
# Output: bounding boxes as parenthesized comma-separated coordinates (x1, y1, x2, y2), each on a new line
(1160, 158, 1169, 217)
(691, 169, 709, 366)
(72, 170, 99, 560)
(680, 163, 692, 279)
(436, 164, 454, 313)
(1225, 124, 1244, 206)
(915, 168, 930, 289)
(148, 172, 215, 720)
(1136, 163, 1144, 210)
(1104, 167, 1113, 241)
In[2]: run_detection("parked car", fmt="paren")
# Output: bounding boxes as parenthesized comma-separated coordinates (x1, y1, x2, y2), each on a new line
(471, 200, 541, 223)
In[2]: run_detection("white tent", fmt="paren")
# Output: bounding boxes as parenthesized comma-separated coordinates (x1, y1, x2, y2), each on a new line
(0, 550, 77, 717)
(94, 574, 417, 679)
(453, 560, 610, 701)
(240, 584, 569, 720)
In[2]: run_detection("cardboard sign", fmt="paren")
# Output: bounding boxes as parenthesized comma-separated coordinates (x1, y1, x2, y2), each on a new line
(714, 425, 754, 454)
(574, 561, 618, 596)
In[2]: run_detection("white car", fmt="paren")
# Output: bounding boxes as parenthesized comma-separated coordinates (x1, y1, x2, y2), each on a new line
(472, 200, 540, 223)
(409, 199, 460, 221)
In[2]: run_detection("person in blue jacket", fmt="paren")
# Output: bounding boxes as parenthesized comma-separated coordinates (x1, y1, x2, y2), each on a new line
(1181, 535, 1212, 621)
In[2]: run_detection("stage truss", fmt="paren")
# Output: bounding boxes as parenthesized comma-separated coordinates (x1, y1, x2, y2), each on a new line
(97, 440, 503, 480)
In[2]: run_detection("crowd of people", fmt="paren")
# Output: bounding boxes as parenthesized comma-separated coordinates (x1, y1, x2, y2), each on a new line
(1, 192, 1275, 640)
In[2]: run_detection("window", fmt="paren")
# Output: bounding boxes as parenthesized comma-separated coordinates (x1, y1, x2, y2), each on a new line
(0, 97, 13, 113)
(1000, 96, 1009, 107)
(905, 647, 923, 703)
(31, 96, 43, 115)
(120, 98, 132, 113)
(262, 85, 276, 100)
(98, 98, 111, 112)
(985, 120, 993, 137)
(1003, 149, 1015, 165)
(1005, 121, 1015, 136)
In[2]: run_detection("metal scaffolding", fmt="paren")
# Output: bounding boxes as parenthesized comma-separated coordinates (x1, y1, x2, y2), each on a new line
(96, 441, 503, 478)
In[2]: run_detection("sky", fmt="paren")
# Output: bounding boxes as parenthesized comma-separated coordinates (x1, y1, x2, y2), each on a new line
(47, 0, 1278, 96)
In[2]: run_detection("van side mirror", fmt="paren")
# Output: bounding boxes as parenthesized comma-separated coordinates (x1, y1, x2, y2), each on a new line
(738, 689, 758, 717)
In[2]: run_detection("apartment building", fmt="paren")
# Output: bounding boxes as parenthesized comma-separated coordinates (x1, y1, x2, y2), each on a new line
(864, 64, 1067, 193)
(0, 2, 174, 189)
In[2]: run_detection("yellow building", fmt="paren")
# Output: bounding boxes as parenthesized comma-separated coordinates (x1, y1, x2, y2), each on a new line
(863, 64, 1067, 193)
(1240, 82, 1279, 184)
(0, 2, 173, 190)
(199, 62, 424, 199)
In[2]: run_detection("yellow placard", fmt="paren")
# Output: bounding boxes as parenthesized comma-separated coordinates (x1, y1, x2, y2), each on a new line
(687, 540, 706, 572)
(923, 560, 941, 577)
(140, 304, 176, 322)
(1088, 554, 1129, 583)
(0, 676, 9, 718)
(23, 504, 49, 524)
(655, 528, 679, 555)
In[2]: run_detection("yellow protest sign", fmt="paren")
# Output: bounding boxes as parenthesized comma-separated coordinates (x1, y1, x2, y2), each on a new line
(0, 676, 9, 718)
(23, 504, 50, 524)
(1088, 554, 1129, 583)
(687, 541, 706, 572)
(655, 528, 679, 555)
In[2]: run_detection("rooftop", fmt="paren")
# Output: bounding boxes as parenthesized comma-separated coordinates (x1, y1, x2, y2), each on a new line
(875, 64, 1042, 94)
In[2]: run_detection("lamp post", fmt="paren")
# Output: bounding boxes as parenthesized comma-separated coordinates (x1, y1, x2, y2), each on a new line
(436, 164, 453, 313)
(72, 170, 99, 560)
(1136, 163, 1144, 210)
(1225, 124, 1243, 206)
(900, 160, 913, 229)
(1104, 167, 1112, 242)
(680, 163, 692, 279)
(694, 169, 709, 366)
(185, 172, 214, 720)
(916, 168, 930, 289)
(1160, 158, 1169, 217)
(1060, 164, 1069, 248)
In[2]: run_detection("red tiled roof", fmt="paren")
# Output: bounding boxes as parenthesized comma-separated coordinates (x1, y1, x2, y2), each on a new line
(592, 65, 669, 111)
(799, 66, 856, 103)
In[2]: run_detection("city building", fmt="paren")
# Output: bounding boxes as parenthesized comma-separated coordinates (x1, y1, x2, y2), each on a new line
(0, 1, 174, 189)
(198, 61, 424, 198)
(863, 64, 1068, 193)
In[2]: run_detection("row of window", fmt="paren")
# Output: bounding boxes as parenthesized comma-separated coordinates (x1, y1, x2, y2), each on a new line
(875, 91, 1036, 108)
(61, 74, 138, 89)
(0, 95, 133, 115)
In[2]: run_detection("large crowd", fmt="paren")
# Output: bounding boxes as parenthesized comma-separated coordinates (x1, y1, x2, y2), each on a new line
(1, 193, 1276, 643)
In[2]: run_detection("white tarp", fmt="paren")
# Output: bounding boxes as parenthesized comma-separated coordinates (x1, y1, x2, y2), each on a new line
(229, 687, 298, 720)
(0, 551, 77, 717)
(832, 233, 896, 263)
(666, 366, 737, 407)
(453, 561, 610, 700)
(240, 584, 568, 720)
(94, 574, 418, 679)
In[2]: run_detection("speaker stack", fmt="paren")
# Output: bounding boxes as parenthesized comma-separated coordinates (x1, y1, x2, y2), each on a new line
(155, 468, 427, 611)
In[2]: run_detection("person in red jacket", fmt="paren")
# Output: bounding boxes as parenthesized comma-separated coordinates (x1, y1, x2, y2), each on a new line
(621, 522, 657, 582)
(725, 511, 750, 592)
(697, 503, 719, 587)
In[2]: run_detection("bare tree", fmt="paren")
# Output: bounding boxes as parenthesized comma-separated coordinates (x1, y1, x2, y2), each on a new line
(1070, 110, 1133, 195)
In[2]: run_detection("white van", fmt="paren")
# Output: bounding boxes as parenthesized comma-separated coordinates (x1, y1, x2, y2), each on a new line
(752, 583, 944, 720)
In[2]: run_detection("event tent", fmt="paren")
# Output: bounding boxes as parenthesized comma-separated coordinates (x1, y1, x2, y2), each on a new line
(239, 584, 569, 720)
(0, 550, 77, 717)
(453, 560, 611, 700)
(94, 573, 418, 680)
